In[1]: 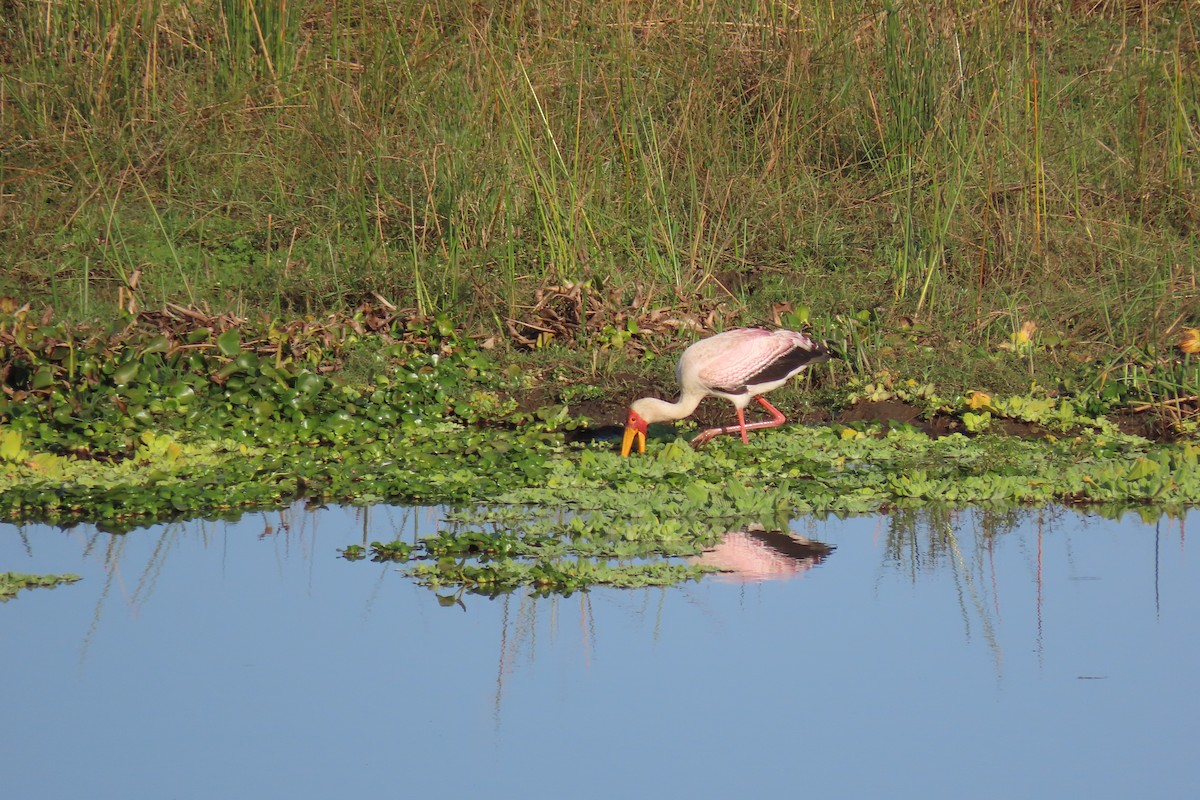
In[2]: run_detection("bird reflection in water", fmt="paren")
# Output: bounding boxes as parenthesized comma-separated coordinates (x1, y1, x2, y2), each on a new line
(691, 525, 834, 583)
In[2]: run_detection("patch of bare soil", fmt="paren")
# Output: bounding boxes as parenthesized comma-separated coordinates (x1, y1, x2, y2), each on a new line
(834, 399, 962, 437)
(1107, 409, 1187, 442)
(554, 390, 1188, 446)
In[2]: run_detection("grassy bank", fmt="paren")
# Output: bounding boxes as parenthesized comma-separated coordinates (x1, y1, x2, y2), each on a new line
(2, 0, 1198, 396)
(0, 307, 1197, 531)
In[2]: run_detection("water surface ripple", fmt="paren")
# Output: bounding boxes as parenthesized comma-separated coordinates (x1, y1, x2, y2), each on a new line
(3, 505, 1197, 798)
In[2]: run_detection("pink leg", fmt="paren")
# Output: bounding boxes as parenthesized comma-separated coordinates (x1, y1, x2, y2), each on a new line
(690, 397, 788, 448)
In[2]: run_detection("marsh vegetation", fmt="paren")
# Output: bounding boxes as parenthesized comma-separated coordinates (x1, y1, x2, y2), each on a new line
(2, 2, 1199, 586)
(2, 1, 1197, 382)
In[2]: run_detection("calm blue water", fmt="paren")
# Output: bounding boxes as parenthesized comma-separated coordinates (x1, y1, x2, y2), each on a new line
(3, 504, 1198, 799)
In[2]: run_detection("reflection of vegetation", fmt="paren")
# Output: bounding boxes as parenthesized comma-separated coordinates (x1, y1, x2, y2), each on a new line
(0, 571, 80, 601)
(882, 506, 1033, 575)
(343, 505, 726, 594)
(326, 419, 1198, 591)
(415, 559, 706, 596)
(881, 508, 1011, 673)
(877, 506, 1079, 675)
(346, 509, 841, 594)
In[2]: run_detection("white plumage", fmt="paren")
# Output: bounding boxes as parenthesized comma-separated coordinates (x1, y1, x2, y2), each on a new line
(622, 328, 829, 456)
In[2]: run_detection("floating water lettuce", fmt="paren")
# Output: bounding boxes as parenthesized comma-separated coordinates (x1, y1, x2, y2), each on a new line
(0, 572, 81, 601)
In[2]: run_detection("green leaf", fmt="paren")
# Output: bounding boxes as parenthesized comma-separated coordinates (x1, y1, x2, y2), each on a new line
(213, 361, 241, 381)
(112, 362, 140, 386)
(141, 335, 171, 355)
(166, 381, 196, 401)
(31, 367, 55, 390)
(1127, 457, 1160, 481)
(0, 429, 25, 461)
(216, 330, 242, 357)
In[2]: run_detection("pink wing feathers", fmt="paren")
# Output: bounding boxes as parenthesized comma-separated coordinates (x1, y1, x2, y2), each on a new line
(688, 328, 826, 394)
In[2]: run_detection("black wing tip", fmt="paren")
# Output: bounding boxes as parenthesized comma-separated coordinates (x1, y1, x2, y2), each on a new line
(791, 340, 833, 367)
(738, 341, 831, 388)
(811, 342, 836, 361)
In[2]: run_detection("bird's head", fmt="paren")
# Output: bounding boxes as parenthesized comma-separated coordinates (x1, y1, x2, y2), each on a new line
(621, 406, 649, 457)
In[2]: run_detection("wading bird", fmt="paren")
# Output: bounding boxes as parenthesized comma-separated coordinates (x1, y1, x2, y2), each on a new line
(622, 327, 829, 456)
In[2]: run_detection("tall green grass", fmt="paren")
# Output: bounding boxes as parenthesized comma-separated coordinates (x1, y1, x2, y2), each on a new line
(1, 0, 1197, 366)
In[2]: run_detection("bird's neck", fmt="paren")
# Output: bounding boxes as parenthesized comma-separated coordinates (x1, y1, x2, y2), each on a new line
(634, 389, 705, 424)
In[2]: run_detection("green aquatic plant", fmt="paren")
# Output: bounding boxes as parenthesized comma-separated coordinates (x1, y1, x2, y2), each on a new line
(0, 310, 579, 528)
(409, 558, 710, 596)
(366, 540, 416, 562)
(339, 545, 367, 561)
(333, 419, 1200, 592)
(5, 306, 1200, 592)
(0, 572, 81, 601)
(6, 370, 1199, 535)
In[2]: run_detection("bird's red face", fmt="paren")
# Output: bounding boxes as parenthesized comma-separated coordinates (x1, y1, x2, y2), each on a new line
(621, 408, 648, 457)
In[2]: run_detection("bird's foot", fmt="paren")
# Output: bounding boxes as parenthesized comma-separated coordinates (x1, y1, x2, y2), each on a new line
(690, 426, 745, 448)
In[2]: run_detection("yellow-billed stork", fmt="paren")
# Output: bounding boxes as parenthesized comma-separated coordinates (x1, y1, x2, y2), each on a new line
(621, 327, 829, 456)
